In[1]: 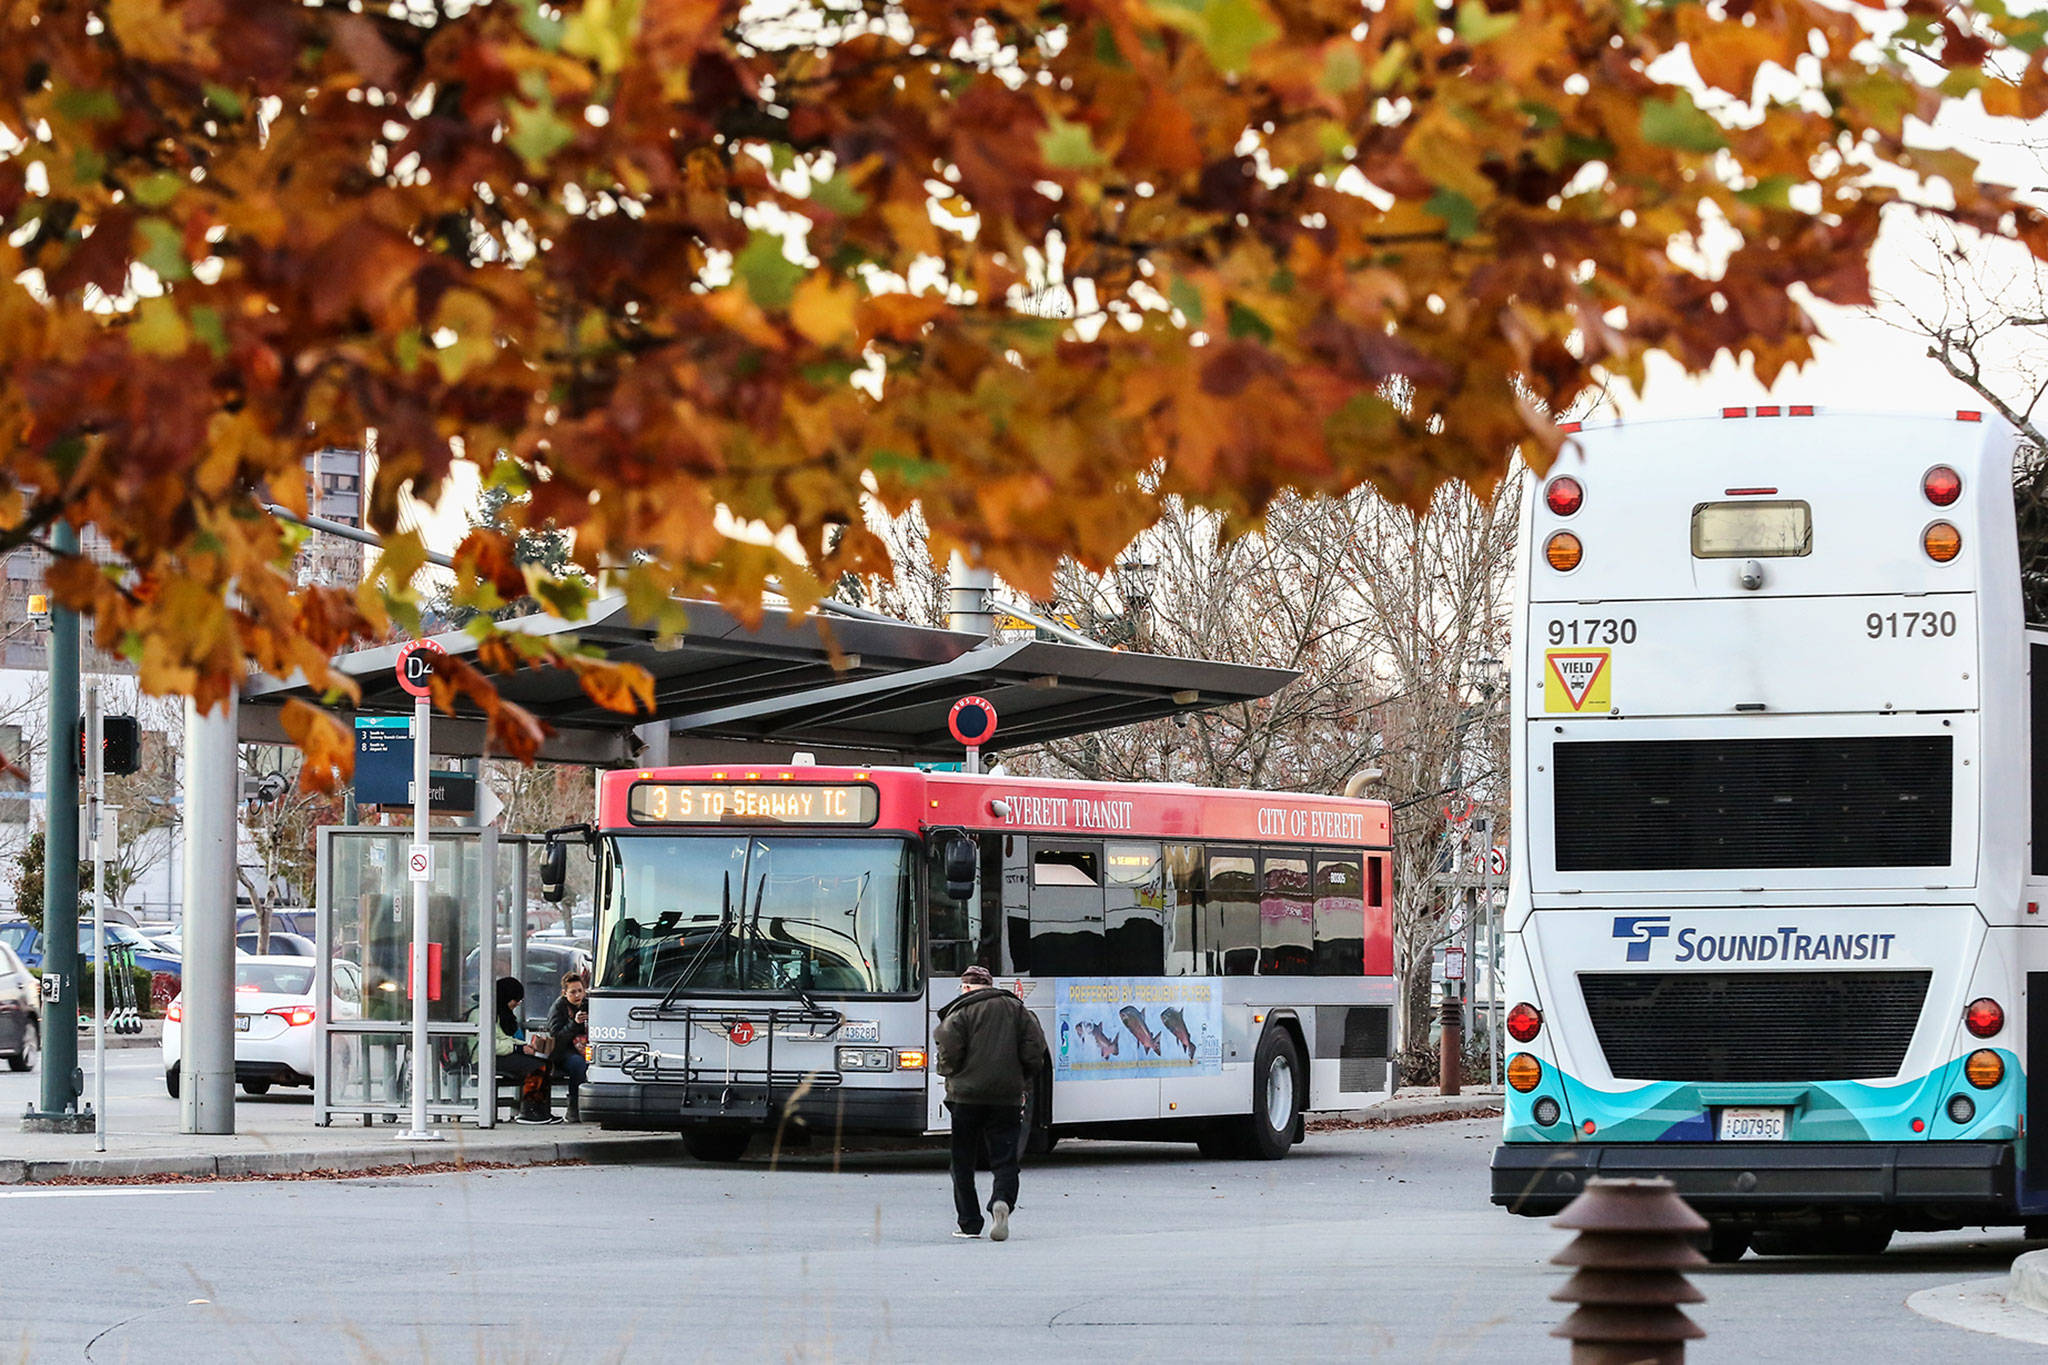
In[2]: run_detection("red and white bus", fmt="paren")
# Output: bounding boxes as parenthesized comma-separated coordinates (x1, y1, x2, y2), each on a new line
(554, 764, 1397, 1161)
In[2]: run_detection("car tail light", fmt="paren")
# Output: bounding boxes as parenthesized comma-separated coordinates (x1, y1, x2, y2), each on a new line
(267, 1006, 315, 1027)
(167, 999, 182, 1023)
(1923, 465, 1962, 506)
(1965, 1049, 2004, 1088)
(1507, 1002, 1542, 1043)
(1924, 521, 1962, 562)
(1965, 998, 2004, 1038)
(1545, 532, 1582, 572)
(1544, 477, 1583, 517)
(1506, 1053, 1542, 1091)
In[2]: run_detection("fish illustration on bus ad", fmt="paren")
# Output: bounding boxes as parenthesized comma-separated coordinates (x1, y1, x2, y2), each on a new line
(1055, 980, 1222, 1079)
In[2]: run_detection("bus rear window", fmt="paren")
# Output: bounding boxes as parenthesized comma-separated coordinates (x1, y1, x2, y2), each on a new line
(1690, 500, 1812, 558)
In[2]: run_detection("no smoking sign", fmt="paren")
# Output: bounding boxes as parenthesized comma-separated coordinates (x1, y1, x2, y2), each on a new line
(407, 844, 433, 882)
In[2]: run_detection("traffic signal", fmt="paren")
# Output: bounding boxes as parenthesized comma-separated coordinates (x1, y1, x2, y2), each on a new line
(81, 715, 142, 776)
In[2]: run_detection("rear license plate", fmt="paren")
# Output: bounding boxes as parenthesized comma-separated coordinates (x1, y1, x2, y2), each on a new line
(234, 1015, 252, 1033)
(1717, 1107, 1787, 1141)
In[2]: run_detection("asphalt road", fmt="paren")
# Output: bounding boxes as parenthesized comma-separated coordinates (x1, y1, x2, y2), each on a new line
(4, 1111, 2043, 1362)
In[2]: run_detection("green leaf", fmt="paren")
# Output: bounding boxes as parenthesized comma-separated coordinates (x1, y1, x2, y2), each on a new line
(1325, 393, 1399, 454)
(393, 327, 422, 373)
(1039, 117, 1107, 170)
(1202, 0, 1278, 73)
(1370, 39, 1411, 91)
(809, 174, 869, 216)
(1169, 278, 1206, 325)
(1425, 188, 1480, 241)
(562, 0, 644, 74)
(133, 170, 183, 208)
(138, 217, 189, 281)
(869, 450, 945, 487)
(1226, 301, 1273, 343)
(735, 231, 805, 311)
(484, 458, 531, 495)
(529, 573, 595, 619)
(1639, 94, 1727, 153)
(1454, 0, 1518, 45)
(1733, 174, 1798, 209)
(1093, 24, 1128, 67)
(507, 103, 575, 171)
(130, 298, 188, 357)
(516, 0, 566, 50)
(202, 83, 244, 117)
(1320, 44, 1365, 95)
(54, 87, 120, 122)
(188, 305, 228, 359)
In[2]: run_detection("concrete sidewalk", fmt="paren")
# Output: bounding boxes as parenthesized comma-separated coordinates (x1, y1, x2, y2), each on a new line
(1315, 1085, 1505, 1128)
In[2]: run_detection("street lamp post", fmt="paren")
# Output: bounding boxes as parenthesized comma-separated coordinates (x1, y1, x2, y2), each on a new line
(1112, 556, 1158, 648)
(1467, 653, 1506, 1088)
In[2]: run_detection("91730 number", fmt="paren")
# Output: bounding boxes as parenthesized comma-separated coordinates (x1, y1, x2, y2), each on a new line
(1547, 618, 1636, 646)
(1866, 611, 1957, 639)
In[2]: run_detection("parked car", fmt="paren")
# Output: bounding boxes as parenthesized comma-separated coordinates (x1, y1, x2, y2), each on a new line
(163, 955, 363, 1097)
(235, 931, 318, 958)
(0, 941, 38, 1072)
(236, 910, 315, 938)
(0, 920, 183, 977)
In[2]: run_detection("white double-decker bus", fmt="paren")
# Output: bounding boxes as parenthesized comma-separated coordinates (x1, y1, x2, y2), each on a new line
(1491, 407, 2043, 1259)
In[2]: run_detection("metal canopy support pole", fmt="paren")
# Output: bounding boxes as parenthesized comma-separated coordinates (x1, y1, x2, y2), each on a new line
(402, 693, 441, 1141)
(28, 521, 82, 1126)
(88, 686, 105, 1152)
(180, 692, 237, 1134)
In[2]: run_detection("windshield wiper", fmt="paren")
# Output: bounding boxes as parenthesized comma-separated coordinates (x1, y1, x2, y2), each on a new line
(657, 871, 732, 1010)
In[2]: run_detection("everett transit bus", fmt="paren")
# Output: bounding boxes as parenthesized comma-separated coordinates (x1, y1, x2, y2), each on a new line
(1490, 407, 2047, 1258)
(543, 764, 1396, 1162)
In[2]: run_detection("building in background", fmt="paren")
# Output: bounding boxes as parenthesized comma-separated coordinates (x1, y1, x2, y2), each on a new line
(300, 445, 368, 589)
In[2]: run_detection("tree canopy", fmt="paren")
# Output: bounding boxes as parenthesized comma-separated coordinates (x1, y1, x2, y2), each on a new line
(2, 0, 2044, 777)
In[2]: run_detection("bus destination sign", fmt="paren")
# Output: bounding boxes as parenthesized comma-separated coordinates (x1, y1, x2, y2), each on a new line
(628, 782, 880, 826)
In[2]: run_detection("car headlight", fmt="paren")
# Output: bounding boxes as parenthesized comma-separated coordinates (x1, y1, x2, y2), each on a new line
(835, 1046, 894, 1072)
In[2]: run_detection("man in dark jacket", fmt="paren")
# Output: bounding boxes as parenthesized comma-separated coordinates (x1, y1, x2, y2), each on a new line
(934, 965, 1047, 1241)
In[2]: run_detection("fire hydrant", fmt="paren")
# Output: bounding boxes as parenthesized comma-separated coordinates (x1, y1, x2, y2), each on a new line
(1551, 1177, 1707, 1363)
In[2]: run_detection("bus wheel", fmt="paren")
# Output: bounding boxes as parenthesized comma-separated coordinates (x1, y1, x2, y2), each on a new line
(1022, 1067, 1056, 1157)
(1195, 1126, 1240, 1159)
(1235, 1029, 1302, 1161)
(683, 1129, 753, 1163)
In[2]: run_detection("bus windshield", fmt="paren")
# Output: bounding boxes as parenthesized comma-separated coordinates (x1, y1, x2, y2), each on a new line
(596, 836, 919, 995)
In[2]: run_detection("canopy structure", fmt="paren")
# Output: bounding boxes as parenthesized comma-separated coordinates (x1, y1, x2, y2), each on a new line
(241, 596, 1297, 767)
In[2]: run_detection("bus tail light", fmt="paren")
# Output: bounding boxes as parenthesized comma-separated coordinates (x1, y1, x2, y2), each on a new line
(1924, 521, 1962, 562)
(1923, 465, 1962, 506)
(896, 1049, 927, 1070)
(1531, 1096, 1561, 1127)
(1506, 1003, 1542, 1043)
(1506, 1053, 1542, 1091)
(1965, 1049, 2004, 1088)
(1948, 1094, 1977, 1124)
(1544, 477, 1583, 517)
(1544, 532, 1582, 572)
(1965, 998, 2004, 1039)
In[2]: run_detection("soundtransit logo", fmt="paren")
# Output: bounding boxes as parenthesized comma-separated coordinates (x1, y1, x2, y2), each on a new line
(1612, 915, 1672, 963)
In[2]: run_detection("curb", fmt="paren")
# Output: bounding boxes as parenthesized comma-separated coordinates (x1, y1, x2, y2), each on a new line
(0, 1134, 677, 1185)
(2011, 1249, 2048, 1314)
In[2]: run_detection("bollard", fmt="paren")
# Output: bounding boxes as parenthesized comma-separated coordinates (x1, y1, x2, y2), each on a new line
(1438, 997, 1462, 1096)
(1550, 1177, 1707, 1364)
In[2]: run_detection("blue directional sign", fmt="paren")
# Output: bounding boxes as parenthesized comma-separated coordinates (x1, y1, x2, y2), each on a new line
(354, 717, 414, 806)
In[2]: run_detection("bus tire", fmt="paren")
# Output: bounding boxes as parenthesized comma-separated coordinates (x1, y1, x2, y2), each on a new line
(1022, 1065, 1056, 1157)
(1234, 1028, 1302, 1161)
(683, 1129, 752, 1163)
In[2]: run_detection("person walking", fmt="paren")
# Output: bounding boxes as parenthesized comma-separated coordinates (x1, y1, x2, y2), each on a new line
(933, 965, 1046, 1242)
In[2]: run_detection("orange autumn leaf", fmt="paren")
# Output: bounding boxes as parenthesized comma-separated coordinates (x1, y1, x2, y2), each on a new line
(281, 699, 353, 792)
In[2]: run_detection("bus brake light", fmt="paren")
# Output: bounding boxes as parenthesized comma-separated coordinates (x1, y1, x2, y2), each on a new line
(1506, 1002, 1542, 1043)
(1923, 465, 1962, 507)
(1965, 998, 2004, 1038)
(1544, 477, 1583, 517)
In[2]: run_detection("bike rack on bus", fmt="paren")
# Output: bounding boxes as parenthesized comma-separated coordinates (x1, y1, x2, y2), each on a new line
(623, 1002, 847, 1120)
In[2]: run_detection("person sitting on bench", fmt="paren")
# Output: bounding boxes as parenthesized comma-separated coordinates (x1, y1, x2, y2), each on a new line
(494, 976, 559, 1125)
(547, 970, 591, 1123)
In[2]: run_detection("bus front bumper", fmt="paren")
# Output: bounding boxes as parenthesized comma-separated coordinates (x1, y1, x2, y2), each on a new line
(583, 1080, 926, 1136)
(1492, 1141, 2016, 1218)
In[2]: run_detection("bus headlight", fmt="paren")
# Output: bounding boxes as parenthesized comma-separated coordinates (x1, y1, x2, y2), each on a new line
(1965, 1049, 2004, 1089)
(836, 1047, 894, 1071)
(595, 1044, 623, 1066)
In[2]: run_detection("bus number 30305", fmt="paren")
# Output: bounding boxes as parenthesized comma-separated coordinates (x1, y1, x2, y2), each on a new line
(1867, 610, 1959, 639)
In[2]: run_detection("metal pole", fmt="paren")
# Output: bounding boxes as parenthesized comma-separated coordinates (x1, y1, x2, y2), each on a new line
(88, 686, 104, 1152)
(1478, 817, 1497, 1090)
(28, 522, 83, 1127)
(402, 693, 440, 1141)
(180, 692, 237, 1134)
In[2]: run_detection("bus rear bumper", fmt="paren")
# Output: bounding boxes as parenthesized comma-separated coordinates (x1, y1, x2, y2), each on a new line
(583, 1080, 926, 1136)
(1491, 1141, 2016, 1219)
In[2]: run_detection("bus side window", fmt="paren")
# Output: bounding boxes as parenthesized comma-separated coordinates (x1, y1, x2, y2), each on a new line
(1312, 853, 1365, 975)
(976, 835, 1003, 971)
(926, 835, 979, 977)
(1030, 843, 1106, 976)
(1164, 844, 1206, 975)
(1104, 841, 1165, 975)
(1259, 850, 1313, 976)
(1003, 835, 1032, 975)
(1208, 850, 1258, 976)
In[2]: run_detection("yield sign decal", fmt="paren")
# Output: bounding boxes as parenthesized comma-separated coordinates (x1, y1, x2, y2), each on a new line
(1544, 649, 1611, 713)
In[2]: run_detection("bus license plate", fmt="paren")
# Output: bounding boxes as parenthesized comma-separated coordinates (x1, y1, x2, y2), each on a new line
(1718, 1107, 1787, 1141)
(234, 1015, 252, 1033)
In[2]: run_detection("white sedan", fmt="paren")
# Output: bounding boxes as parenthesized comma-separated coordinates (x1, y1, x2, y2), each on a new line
(163, 956, 362, 1097)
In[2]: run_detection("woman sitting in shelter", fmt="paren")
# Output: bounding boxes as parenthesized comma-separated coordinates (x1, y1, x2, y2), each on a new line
(494, 976, 560, 1125)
